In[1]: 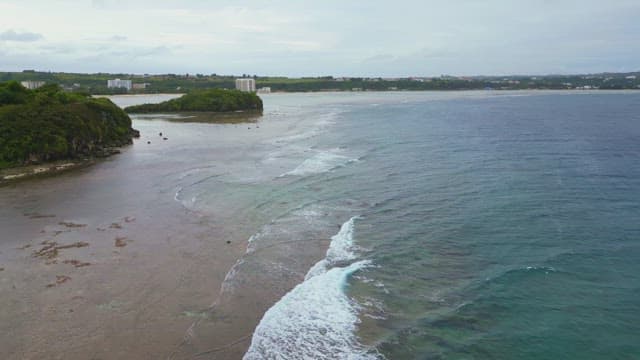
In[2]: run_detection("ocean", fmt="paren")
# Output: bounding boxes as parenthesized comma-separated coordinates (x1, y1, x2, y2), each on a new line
(227, 91, 640, 359)
(3, 91, 638, 359)
(44, 91, 638, 359)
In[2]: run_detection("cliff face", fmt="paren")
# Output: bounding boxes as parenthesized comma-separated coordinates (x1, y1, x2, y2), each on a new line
(0, 82, 139, 169)
(124, 89, 263, 113)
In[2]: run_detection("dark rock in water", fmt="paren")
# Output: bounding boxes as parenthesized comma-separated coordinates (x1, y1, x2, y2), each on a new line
(147, 141, 151, 144)
(226, 240, 231, 244)
(163, 137, 168, 140)
(159, 132, 162, 136)
(115, 236, 128, 248)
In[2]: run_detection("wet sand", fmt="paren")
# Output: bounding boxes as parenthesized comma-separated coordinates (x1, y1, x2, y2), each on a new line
(0, 94, 330, 359)
(0, 140, 249, 358)
(0, 189, 247, 359)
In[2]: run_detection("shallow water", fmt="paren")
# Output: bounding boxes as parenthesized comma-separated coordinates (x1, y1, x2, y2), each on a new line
(0, 92, 345, 359)
(1, 91, 638, 359)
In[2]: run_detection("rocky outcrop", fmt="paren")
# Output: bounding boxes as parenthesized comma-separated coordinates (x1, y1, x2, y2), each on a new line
(124, 89, 263, 113)
(0, 81, 139, 169)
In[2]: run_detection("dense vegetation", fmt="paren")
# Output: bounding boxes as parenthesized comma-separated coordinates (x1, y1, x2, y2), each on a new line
(124, 89, 263, 113)
(0, 81, 138, 169)
(1, 70, 639, 94)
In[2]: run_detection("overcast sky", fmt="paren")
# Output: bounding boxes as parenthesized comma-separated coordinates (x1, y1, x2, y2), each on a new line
(0, 0, 638, 77)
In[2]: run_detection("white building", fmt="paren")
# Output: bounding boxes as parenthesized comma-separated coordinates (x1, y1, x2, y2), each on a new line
(235, 78, 256, 92)
(107, 79, 132, 91)
(20, 81, 45, 89)
(257, 87, 271, 94)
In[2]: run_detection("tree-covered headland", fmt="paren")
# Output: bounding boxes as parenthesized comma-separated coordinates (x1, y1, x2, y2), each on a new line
(123, 89, 263, 113)
(0, 81, 139, 169)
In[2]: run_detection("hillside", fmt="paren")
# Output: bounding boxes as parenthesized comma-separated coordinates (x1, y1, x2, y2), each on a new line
(0, 81, 139, 169)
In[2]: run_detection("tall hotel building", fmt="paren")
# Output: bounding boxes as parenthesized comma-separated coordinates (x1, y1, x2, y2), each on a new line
(235, 78, 256, 92)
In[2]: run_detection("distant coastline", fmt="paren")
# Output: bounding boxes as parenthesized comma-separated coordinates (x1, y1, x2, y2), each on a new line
(2, 70, 639, 94)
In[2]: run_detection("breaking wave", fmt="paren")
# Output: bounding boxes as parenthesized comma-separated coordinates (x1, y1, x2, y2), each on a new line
(280, 151, 357, 177)
(243, 217, 379, 360)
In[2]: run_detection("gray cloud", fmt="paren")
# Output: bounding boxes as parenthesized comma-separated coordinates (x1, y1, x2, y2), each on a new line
(1, 1, 639, 76)
(362, 54, 396, 63)
(0, 29, 43, 42)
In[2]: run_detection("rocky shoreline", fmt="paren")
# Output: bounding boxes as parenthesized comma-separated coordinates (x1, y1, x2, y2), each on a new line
(1, 81, 140, 176)
(0, 146, 127, 186)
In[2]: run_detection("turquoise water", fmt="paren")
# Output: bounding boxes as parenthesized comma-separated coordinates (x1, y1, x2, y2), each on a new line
(243, 92, 640, 359)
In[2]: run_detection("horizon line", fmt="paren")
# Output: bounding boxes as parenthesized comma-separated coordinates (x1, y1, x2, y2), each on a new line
(3, 69, 640, 79)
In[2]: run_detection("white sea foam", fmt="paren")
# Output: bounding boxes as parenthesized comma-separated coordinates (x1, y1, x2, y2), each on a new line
(273, 129, 322, 144)
(270, 110, 339, 145)
(281, 151, 356, 177)
(243, 261, 375, 360)
(305, 216, 358, 280)
(173, 186, 199, 210)
(244, 217, 379, 360)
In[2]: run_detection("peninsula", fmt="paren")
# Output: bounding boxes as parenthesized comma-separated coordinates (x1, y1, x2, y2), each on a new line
(124, 89, 263, 113)
(0, 81, 139, 177)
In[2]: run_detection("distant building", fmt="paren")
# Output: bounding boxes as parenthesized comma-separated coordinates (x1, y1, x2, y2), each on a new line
(257, 87, 271, 94)
(235, 78, 256, 92)
(21, 81, 45, 89)
(107, 79, 132, 91)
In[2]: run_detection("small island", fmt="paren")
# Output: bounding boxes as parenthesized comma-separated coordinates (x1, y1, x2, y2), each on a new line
(0, 81, 139, 182)
(124, 89, 263, 114)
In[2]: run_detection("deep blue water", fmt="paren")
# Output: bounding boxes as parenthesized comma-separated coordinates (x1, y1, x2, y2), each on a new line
(330, 92, 640, 359)
(245, 91, 640, 359)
